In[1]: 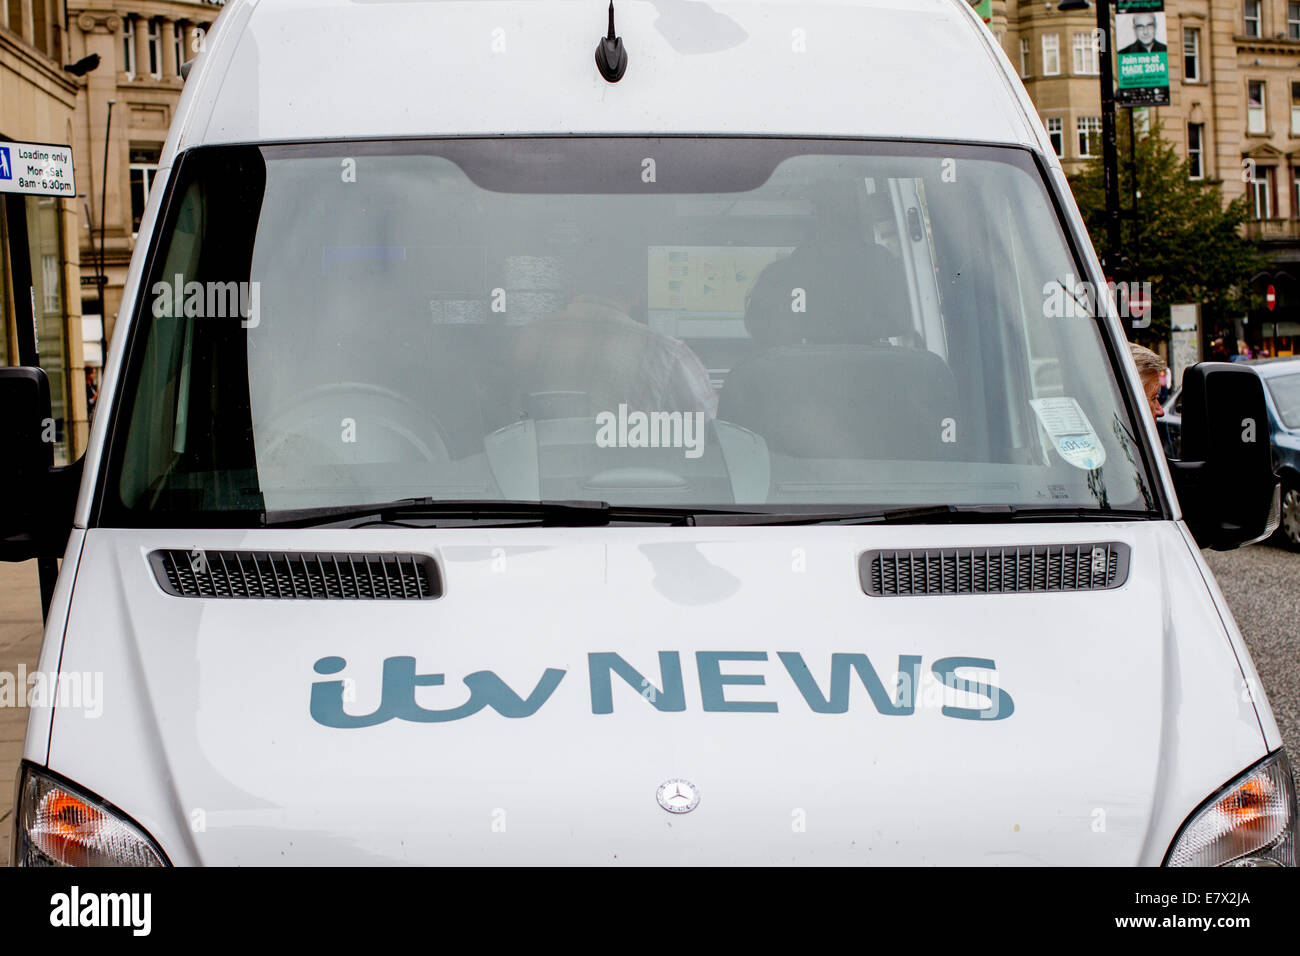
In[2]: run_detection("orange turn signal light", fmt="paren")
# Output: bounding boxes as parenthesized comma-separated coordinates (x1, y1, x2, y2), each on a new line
(34, 788, 108, 867)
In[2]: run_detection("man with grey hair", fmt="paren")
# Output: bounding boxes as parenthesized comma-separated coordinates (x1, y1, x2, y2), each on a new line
(1120, 13, 1166, 53)
(1129, 342, 1167, 424)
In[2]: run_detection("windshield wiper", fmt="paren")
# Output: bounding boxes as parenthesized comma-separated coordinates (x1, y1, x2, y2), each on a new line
(262, 500, 1156, 529)
(261, 498, 767, 529)
(691, 504, 1155, 526)
(1050, 274, 1102, 320)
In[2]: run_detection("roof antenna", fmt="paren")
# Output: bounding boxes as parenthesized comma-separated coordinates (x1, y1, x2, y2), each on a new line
(595, 1, 628, 82)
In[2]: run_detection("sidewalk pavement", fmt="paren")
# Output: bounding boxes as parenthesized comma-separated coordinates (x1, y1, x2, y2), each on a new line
(0, 561, 46, 867)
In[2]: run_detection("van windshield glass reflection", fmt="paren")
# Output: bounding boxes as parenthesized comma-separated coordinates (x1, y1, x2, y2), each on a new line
(103, 139, 1156, 523)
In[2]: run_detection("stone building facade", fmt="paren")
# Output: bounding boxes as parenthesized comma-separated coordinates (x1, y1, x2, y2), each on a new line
(1, 0, 87, 461)
(986, 0, 1300, 354)
(66, 0, 222, 391)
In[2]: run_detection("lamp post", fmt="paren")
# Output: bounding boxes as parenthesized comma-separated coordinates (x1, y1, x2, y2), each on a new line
(1058, 0, 1122, 272)
(99, 100, 115, 369)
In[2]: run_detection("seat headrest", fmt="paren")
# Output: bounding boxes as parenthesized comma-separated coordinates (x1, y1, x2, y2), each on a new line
(744, 243, 914, 346)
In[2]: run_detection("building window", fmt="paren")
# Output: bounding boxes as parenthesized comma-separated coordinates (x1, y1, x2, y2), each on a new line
(1020, 37, 1031, 77)
(41, 255, 60, 315)
(1043, 34, 1060, 76)
(1291, 2, 1300, 39)
(129, 147, 162, 236)
(25, 197, 71, 464)
(1253, 166, 1275, 218)
(122, 16, 135, 75)
(1293, 168, 1300, 219)
(1246, 1, 1262, 38)
(173, 22, 184, 70)
(1292, 82, 1300, 134)
(1188, 124, 1205, 178)
(1184, 28, 1201, 81)
(1073, 32, 1099, 75)
(146, 19, 160, 76)
(31, 0, 50, 56)
(1134, 106, 1152, 140)
(1077, 116, 1102, 158)
(1046, 117, 1064, 156)
(1250, 81, 1268, 134)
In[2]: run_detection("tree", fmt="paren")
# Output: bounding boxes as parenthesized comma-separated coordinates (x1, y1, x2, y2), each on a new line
(1067, 119, 1262, 344)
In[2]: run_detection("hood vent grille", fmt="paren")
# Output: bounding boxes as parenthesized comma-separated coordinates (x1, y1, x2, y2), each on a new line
(149, 550, 441, 600)
(860, 543, 1130, 597)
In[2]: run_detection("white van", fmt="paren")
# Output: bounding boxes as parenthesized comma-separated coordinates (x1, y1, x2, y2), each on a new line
(4, 0, 1295, 866)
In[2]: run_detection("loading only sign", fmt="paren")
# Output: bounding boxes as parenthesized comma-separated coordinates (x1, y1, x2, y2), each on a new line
(0, 141, 75, 197)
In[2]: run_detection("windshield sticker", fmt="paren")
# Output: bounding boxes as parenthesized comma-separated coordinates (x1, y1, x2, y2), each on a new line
(1030, 397, 1107, 471)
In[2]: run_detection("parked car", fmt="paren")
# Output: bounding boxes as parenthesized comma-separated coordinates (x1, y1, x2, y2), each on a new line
(1, 0, 1293, 866)
(1160, 356, 1300, 549)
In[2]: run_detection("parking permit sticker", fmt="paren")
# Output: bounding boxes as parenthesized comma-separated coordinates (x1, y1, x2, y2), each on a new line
(1030, 397, 1107, 470)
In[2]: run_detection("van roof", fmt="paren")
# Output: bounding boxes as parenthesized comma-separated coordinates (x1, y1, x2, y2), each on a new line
(168, 0, 1043, 155)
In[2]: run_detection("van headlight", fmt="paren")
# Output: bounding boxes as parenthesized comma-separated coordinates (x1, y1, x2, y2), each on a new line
(12, 764, 167, 867)
(1165, 750, 1296, 867)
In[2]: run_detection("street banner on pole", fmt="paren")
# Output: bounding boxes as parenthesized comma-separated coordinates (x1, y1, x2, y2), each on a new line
(971, 0, 992, 25)
(1116, 0, 1170, 107)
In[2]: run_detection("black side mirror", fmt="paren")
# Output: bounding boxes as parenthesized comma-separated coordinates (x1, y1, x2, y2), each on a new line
(0, 367, 82, 561)
(1168, 362, 1280, 551)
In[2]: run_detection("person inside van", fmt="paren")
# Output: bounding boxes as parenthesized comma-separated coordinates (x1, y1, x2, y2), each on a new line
(509, 260, 718, 420)
(1129, 342, 1167, 424)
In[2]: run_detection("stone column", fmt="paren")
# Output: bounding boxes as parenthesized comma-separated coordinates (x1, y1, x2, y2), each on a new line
(1208, 3, 1243, 206)
(59, 193, 89, 458)
(161, 18, 179, 78)
(135, 15, 152, 79)
(18, 0, 35, 43)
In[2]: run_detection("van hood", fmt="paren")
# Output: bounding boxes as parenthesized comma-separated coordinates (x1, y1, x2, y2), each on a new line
(46, 523, 1268, 865)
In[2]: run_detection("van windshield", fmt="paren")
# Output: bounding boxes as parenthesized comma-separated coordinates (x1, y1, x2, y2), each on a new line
(101, 139, 1157, 525)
